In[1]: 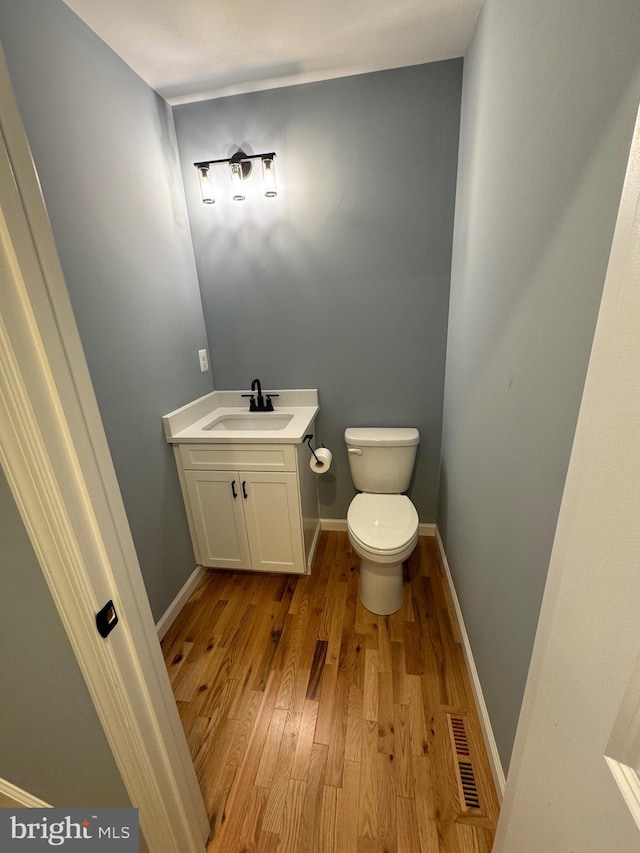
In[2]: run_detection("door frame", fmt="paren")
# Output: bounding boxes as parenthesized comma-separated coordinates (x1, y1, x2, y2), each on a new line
(0, 47, 208, 852)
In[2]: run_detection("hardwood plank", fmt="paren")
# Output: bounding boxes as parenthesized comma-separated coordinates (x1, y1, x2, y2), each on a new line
(306, 639, 328, 700)
(407, 674, 429, 757)
(358, 719, 378, 841)
(172, 654, 213, 703)
(377, 670, 394, 759)
(319, 785, 345, 853)
(362, 649, 379, 722)
(291, 667, 311, 715)
(227, 603, 260, 680)
(342, 759, 361, 853)
(256, 831, 280, 853)
(287, 574, 309, 615)
(255, 708, 288, 789)
(247, 573, 269, 606)
(396, 796, 421, 853)
(455, 822, 485, 852)
(338, 629, 366, 691)
(391, 641, 409, 707)
(376, 751, 397, 853)
(204, 762, 236, 848)
(393, 703, 414, 799)
(232, 785, 269, 853)
(185, 714, 211, 766)
(326, 669, 349, 787)
(344, 684, 363, 762)
(227, 690, 264, 767)
(291, 698, 319, 781)
(325, 579, 348, 666)
(403, 619, 424, 677)
(251, 603, 289, 692)
(378, 616, 393, 674)
(165, 640, 194, 685)
(314, 663, 338, 745)
(276, 596, 311, 707)
(163, 573, 220, 652)
(275, 778, 306, 853)
(295, 742, 328, 853)
(412, 755, 437, 822)
(199, 662, 239, 721)
(354, 591, 380, 646)
(298, 598, 323, 671)
(186, 599, 227, 662)
(262, 707, 303, 833)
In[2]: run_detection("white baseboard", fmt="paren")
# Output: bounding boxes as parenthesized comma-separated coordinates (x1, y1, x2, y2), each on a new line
(155, 565, 206, 641)
(0, 778, 51, 808)
(320, 517, 347, 531)
(434, 526, 506, 799)
(307, 520, 322, 571)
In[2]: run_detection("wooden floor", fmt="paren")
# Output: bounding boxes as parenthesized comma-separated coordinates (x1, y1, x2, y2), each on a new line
(161, 532, 499, 852)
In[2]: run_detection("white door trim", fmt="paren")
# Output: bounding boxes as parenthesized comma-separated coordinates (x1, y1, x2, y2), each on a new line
(0, 778, 51, 809)
(0, 47, 207, 851)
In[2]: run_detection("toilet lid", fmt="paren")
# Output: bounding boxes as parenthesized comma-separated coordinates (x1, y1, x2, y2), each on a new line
(347, 494, 418, 553)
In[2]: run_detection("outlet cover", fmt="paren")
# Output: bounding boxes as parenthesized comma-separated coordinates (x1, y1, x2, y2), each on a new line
(198, 349, 209, 372)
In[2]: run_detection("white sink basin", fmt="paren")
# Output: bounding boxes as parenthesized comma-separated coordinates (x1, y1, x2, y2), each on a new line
(163, 389, 319, 444)
(206, 413, 294, 431)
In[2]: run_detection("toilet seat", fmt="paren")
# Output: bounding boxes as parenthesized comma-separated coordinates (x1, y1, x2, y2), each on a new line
(347, 493, 419, 556)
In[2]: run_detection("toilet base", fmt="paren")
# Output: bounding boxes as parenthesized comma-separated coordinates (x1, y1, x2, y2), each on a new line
(358, 557, 404, 616)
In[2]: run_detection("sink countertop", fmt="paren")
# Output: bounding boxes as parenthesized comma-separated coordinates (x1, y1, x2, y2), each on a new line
(163, 389, 319, 444)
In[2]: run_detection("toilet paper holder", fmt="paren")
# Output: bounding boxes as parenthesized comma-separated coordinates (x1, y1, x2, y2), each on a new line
(304, 434, 324, 465)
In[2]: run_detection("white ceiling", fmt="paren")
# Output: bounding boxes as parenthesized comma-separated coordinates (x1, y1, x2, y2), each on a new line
(62, 0, 483, 104)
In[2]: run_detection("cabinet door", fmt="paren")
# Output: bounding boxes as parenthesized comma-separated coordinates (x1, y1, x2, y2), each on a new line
(241, 472, 306, 574)
(184, 470, 251, 569)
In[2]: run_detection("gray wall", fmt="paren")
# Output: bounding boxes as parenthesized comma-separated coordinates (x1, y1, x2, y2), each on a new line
(0, 0, 213, 619)
(0, 467, 130, 806)
(173, 62, 462, 521)
(440, 0, 640, 769)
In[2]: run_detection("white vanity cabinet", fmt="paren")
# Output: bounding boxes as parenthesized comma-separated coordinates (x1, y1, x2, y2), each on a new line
(175, 441, 317, 575)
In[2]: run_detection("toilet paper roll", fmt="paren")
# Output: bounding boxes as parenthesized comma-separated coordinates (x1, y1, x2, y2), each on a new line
(309, 447, 332, 474)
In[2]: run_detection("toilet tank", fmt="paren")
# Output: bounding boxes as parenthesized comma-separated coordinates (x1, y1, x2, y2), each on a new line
(345, 427, 419, 493)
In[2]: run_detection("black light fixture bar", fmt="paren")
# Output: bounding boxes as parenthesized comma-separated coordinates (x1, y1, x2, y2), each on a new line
(194, 152, 276, 168)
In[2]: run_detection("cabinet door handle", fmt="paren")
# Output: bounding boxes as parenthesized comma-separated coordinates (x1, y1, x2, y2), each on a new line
(231, 479, 237, 499)
(242, 480, 248, 500)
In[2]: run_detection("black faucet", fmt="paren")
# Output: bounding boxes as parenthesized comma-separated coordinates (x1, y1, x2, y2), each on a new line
(241, 378, 278, 411)
(251, 378, 264, 411)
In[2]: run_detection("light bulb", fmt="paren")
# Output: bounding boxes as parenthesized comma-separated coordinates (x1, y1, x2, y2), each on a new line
(230, 162, 245, 201)
(198, 165, 214, 204)
(262, 156, 277, 198)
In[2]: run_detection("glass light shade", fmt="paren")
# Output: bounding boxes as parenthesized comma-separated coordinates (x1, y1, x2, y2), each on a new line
(262, 156, 277, 197)
(230, 162, 245, 201)
(198, 166, 215, 204)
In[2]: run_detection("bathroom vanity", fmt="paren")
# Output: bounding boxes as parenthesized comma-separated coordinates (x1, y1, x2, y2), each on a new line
(163, 389, 320, 575)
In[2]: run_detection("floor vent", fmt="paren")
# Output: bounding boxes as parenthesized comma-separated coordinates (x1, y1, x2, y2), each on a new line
(450, 714, 470, 756)
(447, 714, 482, 812)
(458, 760, 481, 809)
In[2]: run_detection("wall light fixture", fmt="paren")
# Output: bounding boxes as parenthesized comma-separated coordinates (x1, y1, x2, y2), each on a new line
(194, 151, 277, 203)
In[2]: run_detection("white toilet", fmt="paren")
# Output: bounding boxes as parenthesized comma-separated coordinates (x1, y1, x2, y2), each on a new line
(345, 427, 420, 615)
